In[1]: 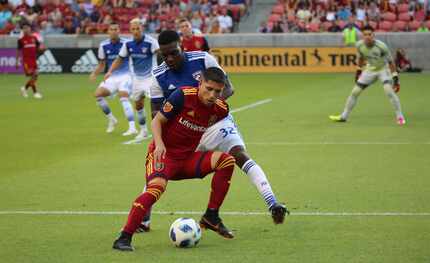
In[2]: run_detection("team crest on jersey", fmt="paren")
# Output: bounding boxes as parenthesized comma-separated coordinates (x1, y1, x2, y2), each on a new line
(142, 47, 148, 53)
(154, 161, 164, 171)
(187, 111, 195, 117)
(163, 102, 173, 113)
(208, 115, 217, 126)
(192, 71, 202, 81)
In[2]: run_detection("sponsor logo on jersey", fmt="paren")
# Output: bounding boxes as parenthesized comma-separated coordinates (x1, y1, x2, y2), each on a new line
(178, 117, 206, 132)
(37, 50, 63, 73)
(72, 50, 98, 73)
(168, 84, 176, 90)
(163, 102, 173, 113)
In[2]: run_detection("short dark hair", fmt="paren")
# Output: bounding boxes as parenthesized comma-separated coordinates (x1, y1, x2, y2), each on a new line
(202, 67, 226, 85)
(109, 21, 119, 26)
(158, 30, 180, 45)
(20, 22, 31, 29)
(362, 25, 374, 32)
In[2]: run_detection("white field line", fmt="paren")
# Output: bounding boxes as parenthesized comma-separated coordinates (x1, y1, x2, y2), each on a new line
(230, 98, 273, 114)
(247, 142, 430, 146)
(122, 99, 272, 145)
(0, 211, 429, 216)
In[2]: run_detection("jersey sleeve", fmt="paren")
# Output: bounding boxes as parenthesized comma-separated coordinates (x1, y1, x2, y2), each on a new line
(204, 52, 224, 73)
(149, 35, 160, 53)
(150, 75, 165, 104)
(119, 41, 129, 58)
(160, 88, 185, 120)
(379, 41, 393, 63)
(98, 44, 105, 60)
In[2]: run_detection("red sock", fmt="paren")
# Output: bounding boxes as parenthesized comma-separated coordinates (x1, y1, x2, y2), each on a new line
(208, 153, 235, 209)
(123, 183, 165, 234)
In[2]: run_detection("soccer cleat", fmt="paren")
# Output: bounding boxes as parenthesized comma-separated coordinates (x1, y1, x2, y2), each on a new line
(20, 87, 28, 98)
(329, 115, 346, 122)
(270, 203, 289, 224)
(122, 127, 138, 136)
(34, 92, 43, 99)
(397, 117, 406, 126)
(106, 117, 118, 133)
(199, 213, 234, 239)
(112, 232, 134, 251)
(134, 129, 149, 142)
(135, 221, 150, 233)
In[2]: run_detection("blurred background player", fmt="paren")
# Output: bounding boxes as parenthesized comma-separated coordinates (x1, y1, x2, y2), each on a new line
(178, 18, 210, 52)
(90, 22, 136, 135)
(329, 25, 406, 126)
(16, 22, 43, 99)
(113, 68, 235, 251)
(141, 30, 288, 232)
(105, 18, 159, 141)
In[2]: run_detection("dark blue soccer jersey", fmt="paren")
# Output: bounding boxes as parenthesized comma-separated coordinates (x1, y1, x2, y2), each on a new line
(150, 51, 223, 104)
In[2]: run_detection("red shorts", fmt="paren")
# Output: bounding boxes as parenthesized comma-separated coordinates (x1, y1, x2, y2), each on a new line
(145, 148, 214, 183)
(23, 60, 38, 76)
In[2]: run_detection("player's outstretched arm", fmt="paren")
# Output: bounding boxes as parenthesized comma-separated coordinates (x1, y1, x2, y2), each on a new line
(104, 57, 123, 80)
(90, 60, 106, 82)
(151, 112, 168, 162)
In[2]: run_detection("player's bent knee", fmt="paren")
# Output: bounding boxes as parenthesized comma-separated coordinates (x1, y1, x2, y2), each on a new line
(94, 88, 110, 98)
(356, 82, 368, 90)
(147, 177, 167, 190)
(211, 152, 235, 171)
(228, 145, 250, 168)
(118, 91, 129, 98)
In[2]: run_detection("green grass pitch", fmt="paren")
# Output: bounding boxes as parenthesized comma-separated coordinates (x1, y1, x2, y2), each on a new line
(0, 73, 429, 263)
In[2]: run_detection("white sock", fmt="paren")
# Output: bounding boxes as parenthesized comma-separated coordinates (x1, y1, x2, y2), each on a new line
(383, 83, 404, 119)
(120, 97, 135, 129)
(242, 159, 277, 210)
(341, 85, 363, 120)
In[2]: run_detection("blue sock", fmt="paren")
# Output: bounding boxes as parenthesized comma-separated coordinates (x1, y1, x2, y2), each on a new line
(137, 109, 146, 127)
(120, 97, 135, 122)
(96, 97, 111, 116)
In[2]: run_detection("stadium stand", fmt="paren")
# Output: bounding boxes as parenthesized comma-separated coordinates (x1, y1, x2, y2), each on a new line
(0, 0, 250, 35)
(263, 0, 430, 33)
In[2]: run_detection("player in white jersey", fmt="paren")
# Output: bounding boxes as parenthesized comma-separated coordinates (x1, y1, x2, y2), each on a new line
(90, 23, 136, 135)
(105, 18, 159, 141)
(137, 31, 288, 232)
(329, 25, 405, 125)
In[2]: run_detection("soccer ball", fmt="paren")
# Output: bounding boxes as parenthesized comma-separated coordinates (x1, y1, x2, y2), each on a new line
(169, 217, 202, 248)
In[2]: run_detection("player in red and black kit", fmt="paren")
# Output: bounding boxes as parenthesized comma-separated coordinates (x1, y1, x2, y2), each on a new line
(16, 23, 43, 99)
(113, 67, 235, 251)
(179, 18, 210, 52)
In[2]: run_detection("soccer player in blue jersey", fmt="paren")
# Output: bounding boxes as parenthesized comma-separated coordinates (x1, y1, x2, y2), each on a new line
(90, 23, 136, 135)
(105, 18, 159, 141)
(138, 30, 288, 232)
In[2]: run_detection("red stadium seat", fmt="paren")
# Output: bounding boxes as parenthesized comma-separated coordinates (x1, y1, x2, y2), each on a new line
(308, 22, 320, 32)
(398, 12, 411, 22)
(397, 4, 409, 14)
(393, 21, 407, 31)
(379, 20, 393, 31)
(382, 12, 396, 22)
(408, 20, 421, 31)
(426, 20, 430, 30)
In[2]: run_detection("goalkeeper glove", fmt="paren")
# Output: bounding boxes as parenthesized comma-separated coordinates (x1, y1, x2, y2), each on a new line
(392, 72, 400, 93)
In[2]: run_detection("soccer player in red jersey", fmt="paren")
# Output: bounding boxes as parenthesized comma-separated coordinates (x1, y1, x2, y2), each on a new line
(113, 67, 235, 251)
(16, 23, 43, 99)
(179, 18, 210, 52)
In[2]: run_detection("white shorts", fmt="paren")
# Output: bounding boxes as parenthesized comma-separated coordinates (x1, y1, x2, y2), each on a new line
(357, 67, 393, 87)
(98, 74, 132, 95)
(196, 114, 246, 153)
(131, 76, 152, 101)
